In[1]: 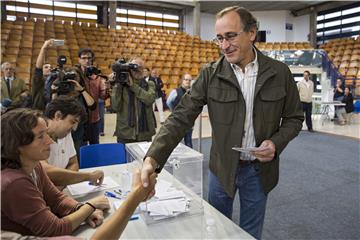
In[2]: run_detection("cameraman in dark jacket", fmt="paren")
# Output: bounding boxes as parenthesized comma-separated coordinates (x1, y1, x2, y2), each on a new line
(74, 48, 106, 146)
(149, 68, 165, 124)
(111, 57, 156, 143)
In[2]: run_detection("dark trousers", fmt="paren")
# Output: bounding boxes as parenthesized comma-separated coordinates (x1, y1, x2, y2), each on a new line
(183, 128, 193, 148)
(302, 102, 313, 130)
(72, 123, 85, 158)
(99, 101, 105, 134)
(87, 121, 100, 145)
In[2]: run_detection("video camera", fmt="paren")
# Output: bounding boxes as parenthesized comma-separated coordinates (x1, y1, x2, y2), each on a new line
(111, 58, 139, 84)
(49, 55, 77, 95)
(85, 66, 101, 77)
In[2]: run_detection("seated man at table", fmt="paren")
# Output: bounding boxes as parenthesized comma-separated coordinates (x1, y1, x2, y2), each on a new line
(42, 95, 104, 187)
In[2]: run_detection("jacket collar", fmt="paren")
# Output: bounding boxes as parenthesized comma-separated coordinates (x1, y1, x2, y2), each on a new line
(215, 57, 240, 90)
(214, 46, 276, 94)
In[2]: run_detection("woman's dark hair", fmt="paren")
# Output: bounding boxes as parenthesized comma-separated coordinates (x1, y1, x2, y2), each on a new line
(1, 108, 43, 170)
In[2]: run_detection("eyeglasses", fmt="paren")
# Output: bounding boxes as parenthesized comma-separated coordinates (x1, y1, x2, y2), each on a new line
(213, 31, 244, 45)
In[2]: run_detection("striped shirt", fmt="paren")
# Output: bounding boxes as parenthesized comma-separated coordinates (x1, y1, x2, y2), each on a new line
(230, 49, 259, 160)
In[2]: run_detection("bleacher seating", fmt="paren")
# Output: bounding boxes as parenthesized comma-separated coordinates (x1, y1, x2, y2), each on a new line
(320, 37, 360, 94)
(255, 41, 313, 51)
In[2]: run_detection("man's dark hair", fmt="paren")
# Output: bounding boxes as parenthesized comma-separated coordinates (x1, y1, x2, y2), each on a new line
(216, 6, 257, 32)
(304, 70, 310, 75)
(44, 95, 86, 121)
(78, 48, 95, 59)
(1, 108, 43, 169)
(145, 67, 150, 72)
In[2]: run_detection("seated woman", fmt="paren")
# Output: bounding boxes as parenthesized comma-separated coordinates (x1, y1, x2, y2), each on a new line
(336, 86, 354, 125)
(1, 108, 157, 239)
(1, 108, 110, 237)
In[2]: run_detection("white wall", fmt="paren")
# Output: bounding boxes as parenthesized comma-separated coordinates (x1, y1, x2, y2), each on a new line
(184, 9, 310, 43)
(293, 14, 310, 42)
(183, 9, 216, 40)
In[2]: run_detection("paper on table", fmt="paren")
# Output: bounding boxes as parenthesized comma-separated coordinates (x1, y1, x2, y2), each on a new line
(147, 198, 188, 216)
(67, 176, 119, 196)
(141, 179, 190, 220)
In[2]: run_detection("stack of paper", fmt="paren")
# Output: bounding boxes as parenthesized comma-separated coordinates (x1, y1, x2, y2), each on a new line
(67, 176, 119, 196)
(140, 179, 190, 220)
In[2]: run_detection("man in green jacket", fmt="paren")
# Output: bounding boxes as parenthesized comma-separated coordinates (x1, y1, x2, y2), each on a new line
(140, 6, 304, 239)
(1, 62, 29, 105)
(111, 57, 156, 143)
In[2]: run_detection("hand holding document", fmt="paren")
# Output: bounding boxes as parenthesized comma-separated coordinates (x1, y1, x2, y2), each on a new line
(232, 140, 276, 162)
(232, 146, 267, 154)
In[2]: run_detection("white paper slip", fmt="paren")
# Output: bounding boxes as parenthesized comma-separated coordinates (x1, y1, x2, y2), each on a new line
(67, 176, 119, 196)
(232, 147, 265, 153)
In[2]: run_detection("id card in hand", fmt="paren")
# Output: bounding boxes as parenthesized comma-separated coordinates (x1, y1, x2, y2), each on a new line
(232, 147, 266, 153)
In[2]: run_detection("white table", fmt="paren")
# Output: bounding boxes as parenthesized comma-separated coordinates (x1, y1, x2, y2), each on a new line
(319, 101, 346, 125)
(70, 163, 254, 239)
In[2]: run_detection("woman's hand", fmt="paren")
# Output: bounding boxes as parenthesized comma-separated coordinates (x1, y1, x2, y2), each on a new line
(88, 196, 110, 211)
(86, 209, 104, 228)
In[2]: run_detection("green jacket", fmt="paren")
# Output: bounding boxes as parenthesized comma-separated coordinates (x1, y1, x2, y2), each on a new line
(146, 50, 304, 197)
(111, 80, 156, 141)
(1, 77, 27, 103)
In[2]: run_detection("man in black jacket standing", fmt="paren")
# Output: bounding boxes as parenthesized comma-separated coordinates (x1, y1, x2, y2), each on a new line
(150, 69, 165, 124)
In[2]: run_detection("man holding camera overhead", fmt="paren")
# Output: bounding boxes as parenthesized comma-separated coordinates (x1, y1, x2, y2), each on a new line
(110, 57, 156, 144)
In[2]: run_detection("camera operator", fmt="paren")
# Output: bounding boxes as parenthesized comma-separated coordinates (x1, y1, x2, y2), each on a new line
(73, 48, 106, 145)
(110, 57, 156, 144)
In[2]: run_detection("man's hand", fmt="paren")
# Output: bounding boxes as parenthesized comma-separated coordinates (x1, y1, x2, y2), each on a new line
(86, 209, 104, 228)
(88, 170, 104, 185)
(42, 39, 54, 49)
(20, 92, 28, 98)
(127, 74, 134, 87)
(251, 140, 276, 162)
(141, 157, 158, 188)
(132, 169, 157, 201)
(67, 80, 83, 92)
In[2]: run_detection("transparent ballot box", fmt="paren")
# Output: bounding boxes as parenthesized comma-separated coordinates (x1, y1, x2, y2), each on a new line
(125, 142, 204, 224)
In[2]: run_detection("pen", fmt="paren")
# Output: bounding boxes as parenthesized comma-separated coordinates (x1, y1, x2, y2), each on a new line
(104, 191, 122, 199)
(129, 215, 139, 221)
(88, 182, 107, 186)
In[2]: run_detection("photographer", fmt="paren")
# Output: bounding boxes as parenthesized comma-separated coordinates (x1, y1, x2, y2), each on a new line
(73, 48, 106, 145)
(111, 57, 156, 143)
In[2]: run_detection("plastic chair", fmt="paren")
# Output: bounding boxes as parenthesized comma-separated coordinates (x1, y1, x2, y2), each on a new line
(79, 143, 126, 169)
